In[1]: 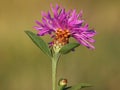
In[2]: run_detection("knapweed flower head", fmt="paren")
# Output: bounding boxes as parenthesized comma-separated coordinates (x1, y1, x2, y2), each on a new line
(34, 4, 96, 50)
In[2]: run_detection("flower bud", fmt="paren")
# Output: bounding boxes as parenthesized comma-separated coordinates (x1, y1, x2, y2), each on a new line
(59, 79, 67, 86)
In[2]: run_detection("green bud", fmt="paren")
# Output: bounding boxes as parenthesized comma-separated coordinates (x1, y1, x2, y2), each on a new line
(59, 79, 67, 86)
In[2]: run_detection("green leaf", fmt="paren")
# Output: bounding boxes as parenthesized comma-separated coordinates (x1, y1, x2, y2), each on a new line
(58, 86, 71, 90)
(59, 43, 80, 54)
(58, 85, 65, 90)
(68, 83, 92, 90)
(25, 31, 52, 57)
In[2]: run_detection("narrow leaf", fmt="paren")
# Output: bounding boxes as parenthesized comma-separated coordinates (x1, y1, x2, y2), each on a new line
(25, 31, 52, 57)
(58, 85, 65, 90)
(59, 43, 80, 54)
(68, 83, 92, 90)
(58, 86, 72, 90)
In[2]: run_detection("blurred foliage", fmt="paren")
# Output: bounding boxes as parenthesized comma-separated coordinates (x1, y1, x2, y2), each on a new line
(0, 0, 120, 90)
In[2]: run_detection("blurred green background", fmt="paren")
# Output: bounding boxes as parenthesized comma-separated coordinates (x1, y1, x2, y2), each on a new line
(0, 0, 120, 90)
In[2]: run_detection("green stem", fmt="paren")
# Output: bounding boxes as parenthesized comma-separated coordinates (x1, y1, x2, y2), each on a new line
(52, 60, 57, 90)
(52, 53, 60, 90)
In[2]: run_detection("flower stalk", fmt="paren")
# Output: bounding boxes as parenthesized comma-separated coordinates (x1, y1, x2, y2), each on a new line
(52, 52, 60, 90)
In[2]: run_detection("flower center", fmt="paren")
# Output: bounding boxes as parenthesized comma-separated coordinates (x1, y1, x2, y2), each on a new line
(52, 29, 71, 52)
(54, 29, 70, 45)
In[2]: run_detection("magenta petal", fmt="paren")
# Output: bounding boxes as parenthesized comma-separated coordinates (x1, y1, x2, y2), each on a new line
(33, 4, 96, 49)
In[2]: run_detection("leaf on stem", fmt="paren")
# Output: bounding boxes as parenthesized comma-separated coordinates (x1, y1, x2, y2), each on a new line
(67, 83, 92, 90)
(25, 31, 52, 57)
(59, 43, 80, 54)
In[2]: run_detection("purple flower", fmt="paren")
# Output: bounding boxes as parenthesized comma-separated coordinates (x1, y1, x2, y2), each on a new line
(34, 4, 96, 49)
